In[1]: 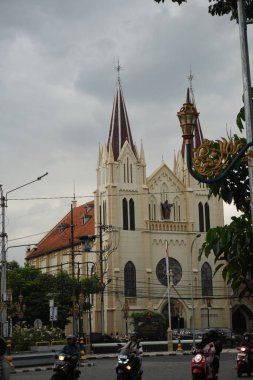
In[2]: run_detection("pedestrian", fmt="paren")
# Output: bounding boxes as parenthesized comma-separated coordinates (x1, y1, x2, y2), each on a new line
(0, 337, 11, 380)
(115, 332, 120, 340)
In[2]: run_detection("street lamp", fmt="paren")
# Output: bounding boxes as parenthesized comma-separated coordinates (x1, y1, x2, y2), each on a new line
(190, 233, 201, 349)
(0, 172, 48, 336)
(206, 298, 212, 328)
(165, 240, 174, 351)
(122, 301, 129, 336)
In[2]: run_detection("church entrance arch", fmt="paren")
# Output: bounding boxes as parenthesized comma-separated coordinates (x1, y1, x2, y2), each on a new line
(161, 298, 185, 330)
(232, 304, 253, 333)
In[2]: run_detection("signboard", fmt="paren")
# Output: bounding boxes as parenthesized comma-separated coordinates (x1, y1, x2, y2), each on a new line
(34, 319, 43, 328)
(49, 306, 58, 321)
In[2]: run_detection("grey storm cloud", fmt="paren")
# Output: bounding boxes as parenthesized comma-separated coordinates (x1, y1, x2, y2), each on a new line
(0, 0, 251, 263)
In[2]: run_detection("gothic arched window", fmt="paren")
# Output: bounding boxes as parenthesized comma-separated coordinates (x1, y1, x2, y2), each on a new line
(201, 262, 213, 297)
(122, 198, 128, 230)
(205, 202, 210, 231)
(129, 198, 135, 230)
(199, 202, 204, 232)
(124, 261, 136, 297)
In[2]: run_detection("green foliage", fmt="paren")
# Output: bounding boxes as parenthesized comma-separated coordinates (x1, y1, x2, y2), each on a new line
(11, 324, 64, 352)
(131, 310, 166, 327)
(207, 135, 249, 213)
(7, 263, 73, 328)
(79, 275, 101, 295)
(154, 0, 253, 22)
(154, 0, 185, 4)
(6, 263, 101, 329)
(200, 214, 253, 297)
(236, 88, 253, 132)
(199, 86, 253, 298)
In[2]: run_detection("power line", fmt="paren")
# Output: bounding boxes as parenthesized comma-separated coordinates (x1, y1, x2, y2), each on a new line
(7, 187, 211, 202)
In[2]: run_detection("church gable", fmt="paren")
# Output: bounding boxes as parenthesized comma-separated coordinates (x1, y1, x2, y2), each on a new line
(147, 162, 186, 222)
(118, 140, 138, 164)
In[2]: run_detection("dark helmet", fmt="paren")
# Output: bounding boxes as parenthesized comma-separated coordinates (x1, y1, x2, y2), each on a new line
(67, 334, 77, 343)
(0, 337, 6, 356)
(204, 328, 219, 342)
(130, 331, 138, 340)
(243, 332, 251, 341)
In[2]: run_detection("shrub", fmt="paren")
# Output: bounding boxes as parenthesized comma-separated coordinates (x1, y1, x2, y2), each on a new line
(11, 324, 64, 352)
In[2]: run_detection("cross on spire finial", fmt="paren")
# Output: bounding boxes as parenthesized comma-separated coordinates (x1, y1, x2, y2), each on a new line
(188, 68, 194, 91)
(116, 59, 123, 85)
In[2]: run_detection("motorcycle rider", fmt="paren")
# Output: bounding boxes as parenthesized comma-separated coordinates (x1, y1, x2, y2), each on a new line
(240, 332, 253, 367)
(241, 332, 253, 348)
(122, 332, 143, 376)
(61, 334, 80, 375)
(197, 329, 222, 379)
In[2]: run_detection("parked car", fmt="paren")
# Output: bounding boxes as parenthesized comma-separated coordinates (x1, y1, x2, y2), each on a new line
(87, 332, 117, 344)
(203, 327, 241, 348)
(172, 329, 203, 340)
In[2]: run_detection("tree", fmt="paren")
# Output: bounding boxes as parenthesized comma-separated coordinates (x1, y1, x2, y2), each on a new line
(7, 262, 74, 328)
(153, 0, 253, 22)
(154, 0, 253, 298)
(6, 262, 102, 329)
(131, 310, 167, 340)
(199, 91, 253, 298)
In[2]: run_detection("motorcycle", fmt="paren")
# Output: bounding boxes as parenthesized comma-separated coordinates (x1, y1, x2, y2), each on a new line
(236, 346, 253, 377)
(116, 347, 143, 380)
(191, 350, 218, 380)
(51, 352, 81, 380)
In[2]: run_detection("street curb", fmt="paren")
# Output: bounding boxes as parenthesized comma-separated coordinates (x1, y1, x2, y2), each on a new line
(11, 361, 95, 373)
(10, 349, 237, 372)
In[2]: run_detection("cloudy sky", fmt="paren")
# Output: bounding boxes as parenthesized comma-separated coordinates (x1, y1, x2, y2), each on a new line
(0, 0, 252, 264)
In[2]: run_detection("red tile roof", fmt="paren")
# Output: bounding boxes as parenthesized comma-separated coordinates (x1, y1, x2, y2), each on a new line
(26, 200, 95, 260)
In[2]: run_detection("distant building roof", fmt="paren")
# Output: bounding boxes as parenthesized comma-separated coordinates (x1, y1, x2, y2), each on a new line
(26, 200, 94, 260)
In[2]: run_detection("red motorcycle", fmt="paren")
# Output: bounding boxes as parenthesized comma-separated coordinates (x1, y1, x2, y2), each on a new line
(236, 346, 253, 377)
(191, 350, 217, 380)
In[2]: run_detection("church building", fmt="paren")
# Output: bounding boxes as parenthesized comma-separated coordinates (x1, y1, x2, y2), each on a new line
(27, 74, 253, 337)
(92, 76, 229, 335)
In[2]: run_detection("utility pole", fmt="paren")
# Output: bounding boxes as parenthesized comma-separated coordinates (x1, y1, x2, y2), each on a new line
(237, 0, 253, 229)
(0, 186, 7, 336)
(99, 205, 105, 336)
(0, 173, 48, 336)
(71, 203, 75, 279)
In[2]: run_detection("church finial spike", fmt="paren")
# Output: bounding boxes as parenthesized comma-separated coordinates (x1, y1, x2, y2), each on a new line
(188, 67, 194, 91)
(116, 58, 122, 85)
(186, 87, 190, 103)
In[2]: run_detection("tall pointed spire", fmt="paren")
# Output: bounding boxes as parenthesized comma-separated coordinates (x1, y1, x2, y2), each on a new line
(181, 71, 204, 158)
(107, 62, 137, 161)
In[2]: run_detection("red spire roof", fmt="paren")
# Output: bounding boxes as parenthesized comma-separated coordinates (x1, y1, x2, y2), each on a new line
(107, 83, 137, 160)
(181, 87, 204, 158)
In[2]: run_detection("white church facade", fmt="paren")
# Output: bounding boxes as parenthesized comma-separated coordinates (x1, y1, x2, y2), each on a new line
(92, 79, 230, 335)
(27, 77, 253, 336)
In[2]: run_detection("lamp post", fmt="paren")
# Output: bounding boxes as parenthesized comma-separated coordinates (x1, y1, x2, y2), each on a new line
(177, 0, 253, 231)
(206, 298, 212, 328)
(190, 233, 201, 349)
(122, 301, 129, 336)
(0, 172, 48, 336)
(165, 240, 173, 351)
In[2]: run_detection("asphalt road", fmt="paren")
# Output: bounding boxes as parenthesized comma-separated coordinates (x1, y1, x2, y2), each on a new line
(11, 352, 238, 380)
